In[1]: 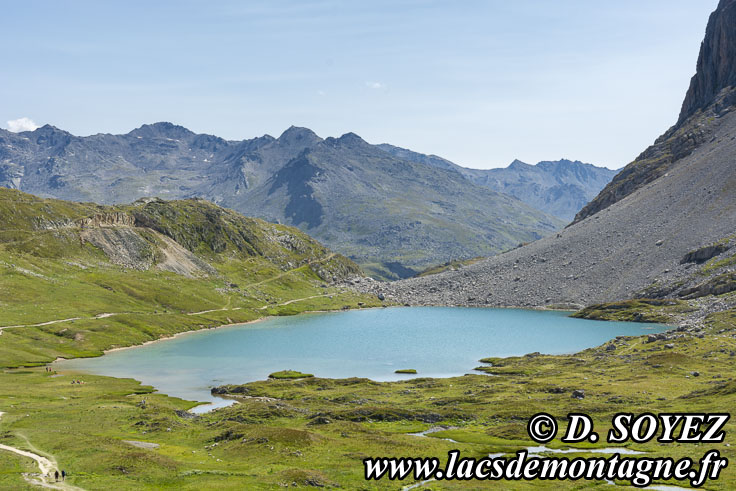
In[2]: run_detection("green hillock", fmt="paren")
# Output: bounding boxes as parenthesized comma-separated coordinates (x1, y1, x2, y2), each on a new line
(571, 298, 684, 323)
(268, 370, 314, 379)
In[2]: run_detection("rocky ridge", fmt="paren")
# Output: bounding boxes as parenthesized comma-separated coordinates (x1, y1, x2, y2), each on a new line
(378, 144, 615, 222)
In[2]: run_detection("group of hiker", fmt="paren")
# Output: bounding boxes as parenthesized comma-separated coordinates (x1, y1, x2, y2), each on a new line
(45, 365, 85, 384)
(53, 469, 66, 481)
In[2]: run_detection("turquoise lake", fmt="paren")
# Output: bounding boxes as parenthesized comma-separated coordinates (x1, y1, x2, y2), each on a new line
(56, 307, 667, 411)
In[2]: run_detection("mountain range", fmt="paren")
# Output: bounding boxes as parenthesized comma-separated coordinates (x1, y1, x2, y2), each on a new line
(378, 144, 615, 221)
(0, 121, 613, 280)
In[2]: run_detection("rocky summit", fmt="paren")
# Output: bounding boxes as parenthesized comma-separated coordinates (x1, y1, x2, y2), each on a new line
(365, 0, 736, 308)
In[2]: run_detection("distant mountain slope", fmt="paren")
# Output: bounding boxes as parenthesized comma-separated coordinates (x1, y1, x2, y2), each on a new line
(574, 0, 736, 223)
(0, 124, 563, 279)
(369, 0, 736, 307)
(473, 160, 616, 222)
(377, 144, 615, 221)
(222, 132, 563, 279)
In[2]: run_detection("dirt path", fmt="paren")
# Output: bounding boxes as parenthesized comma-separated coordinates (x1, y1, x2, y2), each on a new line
(258, 293, 332, 310)
(0, 318, 82, 331)
(187, 295, 238, 316)
(1, 254, 339, 332)
(0, 412, 83, 490)
(187, 306, 242, 316)
(1, 289, 336, 333)
(0, 314, 117, 335)
(244, 253, 336, 289)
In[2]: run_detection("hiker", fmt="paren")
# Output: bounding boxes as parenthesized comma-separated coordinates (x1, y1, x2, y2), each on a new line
(61, 470, 66, 480)
(54, 470, 59, 481)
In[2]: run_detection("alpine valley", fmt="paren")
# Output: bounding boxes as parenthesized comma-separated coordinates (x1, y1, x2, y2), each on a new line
(2, 1, 736, 490)
(0, 124, 614, 279)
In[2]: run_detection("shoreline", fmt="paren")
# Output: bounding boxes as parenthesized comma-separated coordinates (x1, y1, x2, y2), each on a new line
(102, 316, 270, 355)
(98, 304, 579, 356)
(101, 306, 387, 355)
(53, 302, 673, 362)
(63, 306, 386, 359)
(48, 304, 679, 414)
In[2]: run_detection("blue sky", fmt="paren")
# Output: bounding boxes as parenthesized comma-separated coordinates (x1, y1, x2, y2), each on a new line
(0, 0, 719, 169)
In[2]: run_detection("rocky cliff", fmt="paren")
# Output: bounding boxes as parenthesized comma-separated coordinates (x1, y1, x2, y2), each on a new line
(678, 0, 736, 123)
(372, 0, 736, 308)
(574, 0, 736, 223)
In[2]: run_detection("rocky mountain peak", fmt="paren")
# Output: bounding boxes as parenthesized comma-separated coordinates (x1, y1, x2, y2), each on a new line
(321, 132, 371, 149)
(277, 126, 321, 145)
(336, 132, 367, 145)
(31, 124, 73, 147)
(536, 159, 592, 173)
(678, 0, 736, 123)
(507, 159, 531, 169)
(128, 122, 194, 139)
(33, 124, 66, 134)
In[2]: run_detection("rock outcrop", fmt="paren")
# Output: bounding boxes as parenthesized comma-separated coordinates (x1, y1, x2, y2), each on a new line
(76, 212, 135, 228)
(680, 243, 731, 265)
(678, 0, 736, 124)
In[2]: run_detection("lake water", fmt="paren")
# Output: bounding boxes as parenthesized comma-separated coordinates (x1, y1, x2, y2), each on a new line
(56, 307, 666, 411)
